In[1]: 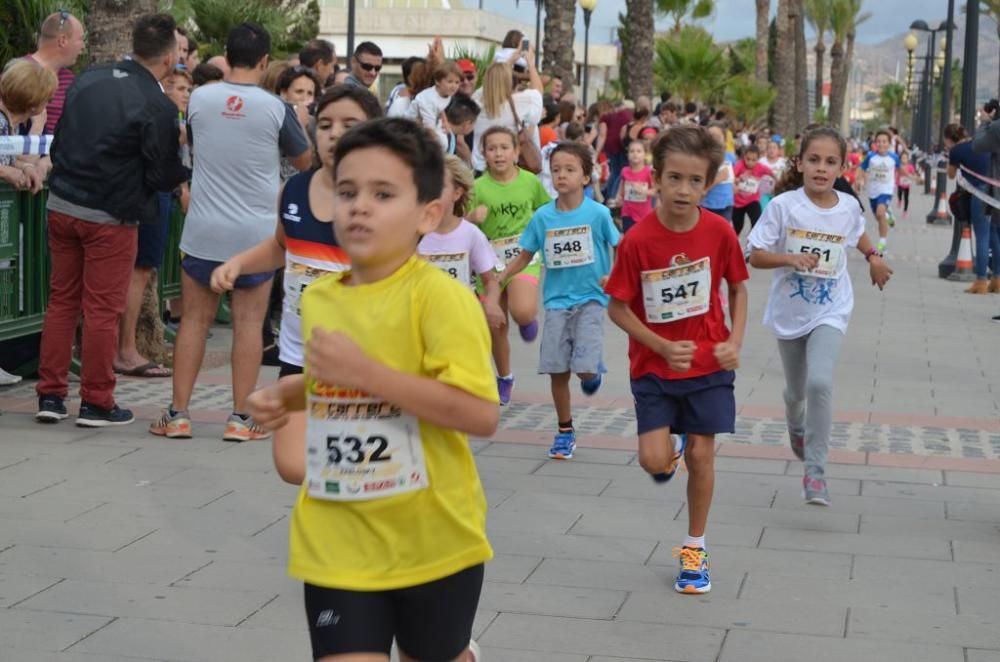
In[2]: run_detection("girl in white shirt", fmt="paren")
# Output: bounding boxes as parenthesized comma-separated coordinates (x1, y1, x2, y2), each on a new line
(408, 61, 462, 149)
(747, 127, 893, 506)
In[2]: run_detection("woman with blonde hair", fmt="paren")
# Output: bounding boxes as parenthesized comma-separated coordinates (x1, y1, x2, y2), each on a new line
(470, 45, 544, 174)
(0, 59, 57, 192)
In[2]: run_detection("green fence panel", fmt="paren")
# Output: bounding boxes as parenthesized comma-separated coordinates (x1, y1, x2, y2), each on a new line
(0, 184, 48, 343)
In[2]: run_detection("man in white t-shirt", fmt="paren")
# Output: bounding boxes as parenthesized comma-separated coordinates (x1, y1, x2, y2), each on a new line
(150, 22, 311, 443)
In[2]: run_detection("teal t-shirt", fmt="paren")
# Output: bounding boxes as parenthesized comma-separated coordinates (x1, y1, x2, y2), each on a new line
(471, 168, 551, 241)
(520, 197, 621, 310)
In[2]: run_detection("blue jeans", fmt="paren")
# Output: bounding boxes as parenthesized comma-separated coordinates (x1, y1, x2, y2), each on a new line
(970, 195, 1000, 279)
(603, 151, 628, 201)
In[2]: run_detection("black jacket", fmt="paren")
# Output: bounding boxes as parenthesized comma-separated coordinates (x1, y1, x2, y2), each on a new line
(48, 59, 188, 224)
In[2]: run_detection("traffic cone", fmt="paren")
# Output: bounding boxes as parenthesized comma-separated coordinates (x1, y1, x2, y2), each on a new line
(930, 190, 952, 224)
(947, 223, 976, 282)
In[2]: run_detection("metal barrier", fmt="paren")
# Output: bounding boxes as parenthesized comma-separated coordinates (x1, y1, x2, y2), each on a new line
(0, 184, 50, 344)
(0, 184, 189, 361)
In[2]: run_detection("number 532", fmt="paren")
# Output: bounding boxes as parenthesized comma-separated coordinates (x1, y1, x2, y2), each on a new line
(326, 435, 390, 464)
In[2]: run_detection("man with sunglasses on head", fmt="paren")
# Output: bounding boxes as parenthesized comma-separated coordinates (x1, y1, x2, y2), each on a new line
(24, 10, 85, 135)
(344, 41, 383, 92)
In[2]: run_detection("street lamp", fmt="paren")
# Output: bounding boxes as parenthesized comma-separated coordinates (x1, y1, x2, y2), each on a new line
(347, 0, 356, 65)
(516, 0, 545, 69)
(903, 32, 919, 130)
(579, 0, 597, 107)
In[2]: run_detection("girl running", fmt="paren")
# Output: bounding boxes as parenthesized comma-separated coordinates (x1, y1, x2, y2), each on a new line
(419, 154, 506, 329)
(613, 140, 655, 233)
(469, 126, 551, 405)
(896, 151, 920, 219)
(747, 127, 893, 505)
(732, 145, 773, 237)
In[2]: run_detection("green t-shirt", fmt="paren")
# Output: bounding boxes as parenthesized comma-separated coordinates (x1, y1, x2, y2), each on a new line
(471, 168, 551, 240)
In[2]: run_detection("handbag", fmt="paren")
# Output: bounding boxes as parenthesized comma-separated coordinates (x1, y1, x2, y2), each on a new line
(507, 97, 543, 174)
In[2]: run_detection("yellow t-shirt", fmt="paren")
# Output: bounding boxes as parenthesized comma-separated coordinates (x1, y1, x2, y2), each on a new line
(290, 255, 498, 591)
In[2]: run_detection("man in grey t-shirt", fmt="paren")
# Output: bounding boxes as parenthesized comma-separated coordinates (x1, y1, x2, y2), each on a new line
(151, 22, 310, 442)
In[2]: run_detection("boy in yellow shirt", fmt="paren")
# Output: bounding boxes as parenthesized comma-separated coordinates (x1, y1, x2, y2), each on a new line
(247, 117, 498, 662)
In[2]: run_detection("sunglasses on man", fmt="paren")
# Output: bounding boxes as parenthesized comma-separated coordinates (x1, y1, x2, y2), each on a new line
(358, 61, 382, 73)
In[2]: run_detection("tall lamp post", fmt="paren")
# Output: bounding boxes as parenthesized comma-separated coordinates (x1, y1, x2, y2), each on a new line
(904, 33, 918, 144)
(909, 20, 945, 195)
(928, 1, 956, 225)
(517, 0, 545, 69)
(346, 0, 356, 63)
(579, 0, 597, 107)
(959, 0, 979, 130)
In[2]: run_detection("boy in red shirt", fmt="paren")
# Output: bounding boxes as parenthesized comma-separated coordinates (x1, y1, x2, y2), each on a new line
(732, 145, 773, 236)
(605, 125, 749, 595)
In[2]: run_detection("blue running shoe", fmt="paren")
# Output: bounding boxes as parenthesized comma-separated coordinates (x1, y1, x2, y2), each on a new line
(581, 374, 603, 396)
(519, 319, 539, 342)
(672, 546, 711, 594)
(497, 375, 514, 406)
(548, 430, 576, 459)
(651, 433, 686, 483)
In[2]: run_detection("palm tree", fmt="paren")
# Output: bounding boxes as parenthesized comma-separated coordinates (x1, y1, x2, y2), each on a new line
(804, 0, 831, 124)
(755, 0, 769, 85)
(772, 0, 795, 135)
(653, 26, 727, 103)
(626, 0, 655, 99)
(793, 0, 808, 132)
(656, 0, 715, 33)
(828, 0, 870, 131)
(726, 75, 777, 127)
(879, 81, 906, 126)
(542, 0, 576, 89)
(87, 0, 158, 63)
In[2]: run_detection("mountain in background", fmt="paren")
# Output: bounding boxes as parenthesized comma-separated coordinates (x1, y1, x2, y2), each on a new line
(848, 14, 998, 102)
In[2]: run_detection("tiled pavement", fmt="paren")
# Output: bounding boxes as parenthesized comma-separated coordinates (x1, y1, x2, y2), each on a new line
(2, 190, 1000, 660)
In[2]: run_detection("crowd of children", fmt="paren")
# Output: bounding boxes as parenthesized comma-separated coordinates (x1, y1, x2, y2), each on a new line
(130, 33, 908, 656)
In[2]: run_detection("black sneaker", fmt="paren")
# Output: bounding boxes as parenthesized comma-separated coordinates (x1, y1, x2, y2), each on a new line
(76, 402, 135, 428)
(992, 315, 1000, 324)
(36, 395, 69, 423)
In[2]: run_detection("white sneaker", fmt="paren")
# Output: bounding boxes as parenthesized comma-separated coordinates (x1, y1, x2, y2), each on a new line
(0, 367, 22, 386)
(468, 640, 482, 662)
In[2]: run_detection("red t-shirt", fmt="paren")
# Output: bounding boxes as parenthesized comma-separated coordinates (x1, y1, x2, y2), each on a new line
(24, 56, 74, 134)
(604, 208, 749, 381)
(619, 164, 654, 221)
(733, 160, 773, 208)
(539, 125, 557, 148)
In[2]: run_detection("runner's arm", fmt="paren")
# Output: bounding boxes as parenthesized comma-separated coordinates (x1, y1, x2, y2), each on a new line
(272, 411, 306, 484)
(725, 280, 748, 348)
(496, 249, 535, 283)
(607, 298, 670, 355)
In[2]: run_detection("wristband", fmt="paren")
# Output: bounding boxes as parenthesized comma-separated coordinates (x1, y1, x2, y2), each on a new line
(865, 248, 882, 262)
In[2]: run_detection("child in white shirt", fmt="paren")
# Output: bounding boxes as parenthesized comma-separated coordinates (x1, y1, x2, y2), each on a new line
(409, 61, 463, 150)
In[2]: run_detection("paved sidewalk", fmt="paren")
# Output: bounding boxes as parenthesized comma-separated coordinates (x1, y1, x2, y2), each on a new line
(2, 188, 1000, 661)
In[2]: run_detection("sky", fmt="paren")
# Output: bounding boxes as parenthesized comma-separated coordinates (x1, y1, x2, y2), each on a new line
(479, 0, 950, 47)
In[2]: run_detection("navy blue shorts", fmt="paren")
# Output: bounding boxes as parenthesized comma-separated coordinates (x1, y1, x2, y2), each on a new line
(181, 255, 274, 290)
(135, 192, 172, 268)
(631, 371, 736, 436)
(869, 194, 893, 211)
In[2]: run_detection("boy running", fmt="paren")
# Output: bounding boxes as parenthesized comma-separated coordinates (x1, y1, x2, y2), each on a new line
(247, 118, 497, 662)
(858, 130, 900, 252)
(499, 142, 620, 459)
(605, 126, 749, 594)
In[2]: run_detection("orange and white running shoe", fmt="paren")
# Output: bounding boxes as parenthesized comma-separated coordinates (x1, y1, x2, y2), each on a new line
(223, 414, 272, 442)
(149, 408, 193, 439)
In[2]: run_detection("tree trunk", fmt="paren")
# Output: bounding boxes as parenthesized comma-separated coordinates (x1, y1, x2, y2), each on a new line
(772, 0, 795, 136)
(624, 0, 654, 100)
(86, 0, 158, 65)
(542, 0, 577, 92)
(828, 39, 846, 130)
(839, 25, 857, 133)
(755, 0, 770, 85)
(813, 40, 825, 121)
(792, 0, 808, 133)
(87, 0, 167, 365)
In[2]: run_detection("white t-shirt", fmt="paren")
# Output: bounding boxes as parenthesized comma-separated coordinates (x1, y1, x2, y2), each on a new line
(861, 151, 900, 199)
(408, 86, 452, 149)
(471, 88, 543, 172)
(747, 188, 866, 340)
(418, 219, 500, 289)
(386, 94, 413, 118)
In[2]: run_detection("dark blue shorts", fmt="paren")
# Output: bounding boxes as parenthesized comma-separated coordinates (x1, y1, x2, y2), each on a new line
(869, 194, 893, 211)
(136, 192, 173, 268)
(181, 255, 275, 290)
(631, 370, 736, 436)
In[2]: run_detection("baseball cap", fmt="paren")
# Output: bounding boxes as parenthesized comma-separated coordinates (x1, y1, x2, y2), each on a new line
(457, 59, 476, 75)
